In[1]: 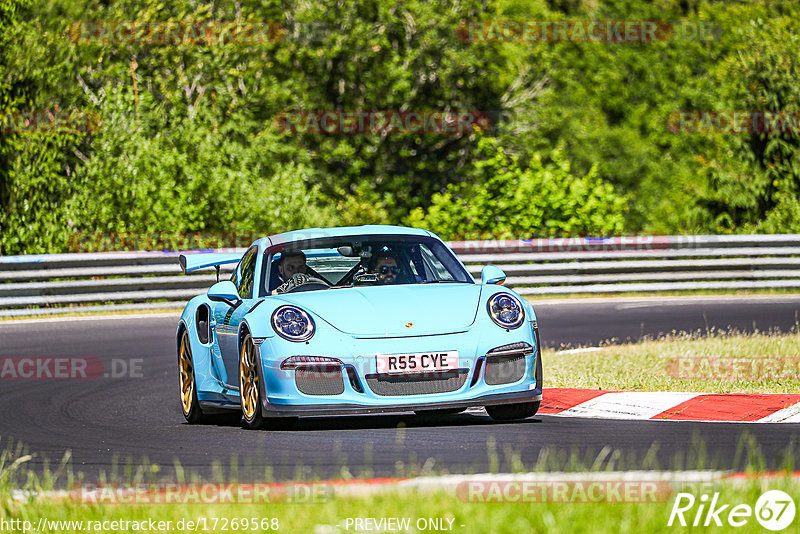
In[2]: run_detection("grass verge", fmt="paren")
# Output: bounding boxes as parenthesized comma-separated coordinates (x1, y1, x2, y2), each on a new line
(545, 330, 800, 393)
(2, 436, 800, 534)
(2, 478, 798, 534)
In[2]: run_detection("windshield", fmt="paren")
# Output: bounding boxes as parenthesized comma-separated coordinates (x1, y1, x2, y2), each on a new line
(260, 236, 472, 296)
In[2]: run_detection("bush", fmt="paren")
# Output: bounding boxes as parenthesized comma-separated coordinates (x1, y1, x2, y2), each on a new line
(66, 84, 337, 247)
(408, 135, 626, 240)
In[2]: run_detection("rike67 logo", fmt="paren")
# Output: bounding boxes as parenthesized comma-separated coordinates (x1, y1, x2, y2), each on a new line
(669, 490, 796, 531)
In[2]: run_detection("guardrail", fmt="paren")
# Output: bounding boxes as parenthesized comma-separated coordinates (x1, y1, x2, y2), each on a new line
(448, 235, 800, 295)
(1, 234, 799, 316)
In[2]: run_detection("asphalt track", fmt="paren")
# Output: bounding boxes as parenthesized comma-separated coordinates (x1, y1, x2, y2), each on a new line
(1, 295, 800, 482)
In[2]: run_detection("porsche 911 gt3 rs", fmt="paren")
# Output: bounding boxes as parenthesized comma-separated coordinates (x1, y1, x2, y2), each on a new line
(176, 225, 542, 429)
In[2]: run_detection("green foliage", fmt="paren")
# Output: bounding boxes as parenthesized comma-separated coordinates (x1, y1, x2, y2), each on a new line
(3, 0, 800, 254)
(698, 11, 800, 232)
(333, 183, 392, 227)
(2, 0, 513, 253)
(273, 0, 509, 220)
(495, 0, 800, 234)
(67, 83, 336, 238)
(408, 135, 626, 239)
(0, 0, 85, 254)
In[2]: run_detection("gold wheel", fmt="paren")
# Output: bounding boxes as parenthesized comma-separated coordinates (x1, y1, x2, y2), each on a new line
(239, 336, 259, 422)
(179, 334, 195, 416)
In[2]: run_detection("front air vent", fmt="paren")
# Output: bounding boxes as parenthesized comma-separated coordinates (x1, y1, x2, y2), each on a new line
(365, 370, 468, 396)
(470, 357, 484, 388)
(484, 354, 526, 385)
(346, 365, 364, 394)
(295, 366, 345, 395)
(195, 305, 210, 344)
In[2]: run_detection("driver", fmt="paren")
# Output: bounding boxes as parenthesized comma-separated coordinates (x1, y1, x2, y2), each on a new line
(279, 250, 307, 280)
(370, 251, 400, 285)
(271, 250, 308, 294)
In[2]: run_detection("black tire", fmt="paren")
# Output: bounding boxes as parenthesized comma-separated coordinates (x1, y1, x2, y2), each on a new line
(178, 330, 213, 424)
(414, 408, 467, 417)
(239, 333, 267, 429)
(485, 401, 540, 421)
(238, 333, 298, 430)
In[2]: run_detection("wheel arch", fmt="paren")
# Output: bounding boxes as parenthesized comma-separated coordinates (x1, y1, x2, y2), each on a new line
(238, 321, 253, 351)
(177, 295, 210, 355)
(238, 319, 271, 407)
(176, 320, 189, 359)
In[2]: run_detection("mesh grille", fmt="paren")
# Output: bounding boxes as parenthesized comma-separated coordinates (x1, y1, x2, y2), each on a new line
(484, 354, 526, 385)
(295, 367, 345, 395)
(366, 370, 468, 396)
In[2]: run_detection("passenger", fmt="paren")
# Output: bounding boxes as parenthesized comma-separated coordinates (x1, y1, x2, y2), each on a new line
(279, 250, 307, 280)
(370, 251, 400, 285)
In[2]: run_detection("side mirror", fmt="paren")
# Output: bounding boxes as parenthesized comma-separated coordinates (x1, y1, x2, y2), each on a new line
(481, 265, 507, 285)
(208, 280, 241, 306)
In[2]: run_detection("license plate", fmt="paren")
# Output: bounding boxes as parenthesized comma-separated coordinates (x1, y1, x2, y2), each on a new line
(375, 351, 459, 375)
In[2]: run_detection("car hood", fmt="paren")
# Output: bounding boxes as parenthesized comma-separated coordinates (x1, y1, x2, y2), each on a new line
(272, 283, 482, 337)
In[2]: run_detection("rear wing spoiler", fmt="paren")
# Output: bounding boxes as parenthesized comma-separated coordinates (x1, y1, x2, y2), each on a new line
(179, 253, 242, 280)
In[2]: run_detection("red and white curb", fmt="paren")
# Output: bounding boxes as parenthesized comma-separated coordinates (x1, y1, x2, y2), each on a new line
(539, 388, 800, 423)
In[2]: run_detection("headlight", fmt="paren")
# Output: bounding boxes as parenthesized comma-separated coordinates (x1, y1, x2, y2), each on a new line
(271, 305, 315, 342)
(487, 293, 524, 329)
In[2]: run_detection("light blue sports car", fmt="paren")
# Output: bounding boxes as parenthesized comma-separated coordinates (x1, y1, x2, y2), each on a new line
(176, 225, 542, 429)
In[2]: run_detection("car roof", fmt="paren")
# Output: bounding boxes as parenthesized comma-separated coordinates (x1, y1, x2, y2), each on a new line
(254, 225, 435, 249)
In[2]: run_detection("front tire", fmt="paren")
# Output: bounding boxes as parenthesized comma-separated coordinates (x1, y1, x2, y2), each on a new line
(486, 401, 540, 421)
(239, 333, 266, 429)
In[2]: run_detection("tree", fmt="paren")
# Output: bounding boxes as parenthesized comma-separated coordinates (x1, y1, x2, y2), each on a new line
(0, 0, 87, 254)
(698, 12, 800, 232)
(408, 135, 626, 239)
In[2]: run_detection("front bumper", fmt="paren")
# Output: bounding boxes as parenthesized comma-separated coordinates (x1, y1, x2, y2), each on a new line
(253, 323, 543, 418)
(259, 389, 541, 417)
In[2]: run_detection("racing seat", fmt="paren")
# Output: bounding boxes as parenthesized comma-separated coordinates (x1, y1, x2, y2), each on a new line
(268, 259, 284, 293)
